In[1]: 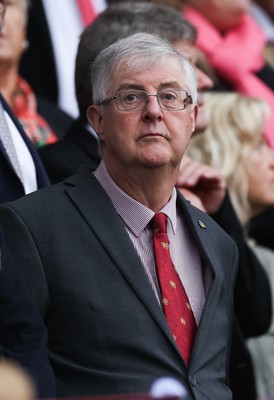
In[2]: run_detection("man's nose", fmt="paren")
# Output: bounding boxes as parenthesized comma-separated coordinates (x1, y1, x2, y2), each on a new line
(142, 95, 163, 120)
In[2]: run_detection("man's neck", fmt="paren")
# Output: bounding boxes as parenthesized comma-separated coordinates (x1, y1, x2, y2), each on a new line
(103, 161, 178, 212)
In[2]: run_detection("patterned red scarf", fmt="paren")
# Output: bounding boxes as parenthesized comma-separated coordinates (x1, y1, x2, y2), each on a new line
(12, 76, 58, 147)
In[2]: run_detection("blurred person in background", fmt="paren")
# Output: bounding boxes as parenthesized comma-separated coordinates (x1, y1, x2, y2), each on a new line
(248, 0, 274, 250)
(20, 0, 107, 118)
(0, 0, 51, 203)
(181, 0, 274, 262)
(0, 0, 72, 147)
(181, 0, 274, 149)
(186, 91, 274, 400)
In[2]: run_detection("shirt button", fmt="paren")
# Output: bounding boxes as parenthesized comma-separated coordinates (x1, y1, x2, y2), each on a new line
(189, 375, 197, 387)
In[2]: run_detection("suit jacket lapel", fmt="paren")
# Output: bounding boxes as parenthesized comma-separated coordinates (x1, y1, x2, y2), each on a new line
(176, 192, 225, 364)
(63, 166, 177, 346)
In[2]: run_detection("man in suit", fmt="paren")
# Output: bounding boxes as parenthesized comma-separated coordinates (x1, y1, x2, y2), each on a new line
(20, 0, 107, 118)
(0, 225, 56, 398)
(0, 33, 238, 399)
(0, 0, 50, 204)
(38, 4, 269, 399)
(38, 2, 212, 184)
(0, 93, 50, 203)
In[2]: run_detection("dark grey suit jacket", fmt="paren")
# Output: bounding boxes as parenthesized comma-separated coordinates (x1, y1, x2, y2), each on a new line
(0, 165, 238, 399)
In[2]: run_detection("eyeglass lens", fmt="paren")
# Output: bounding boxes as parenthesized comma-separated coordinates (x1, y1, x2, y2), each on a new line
(116, 89, 189, 111)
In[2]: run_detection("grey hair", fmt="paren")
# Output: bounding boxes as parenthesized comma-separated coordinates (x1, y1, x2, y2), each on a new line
(76, 1, 197, 121)
(91, 32, 197, 106)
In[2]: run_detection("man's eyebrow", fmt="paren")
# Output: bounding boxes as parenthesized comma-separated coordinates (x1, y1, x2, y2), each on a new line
(116, 82, 182, 91)
(117, 84, 145, 91)
(158, 82, 182, 89)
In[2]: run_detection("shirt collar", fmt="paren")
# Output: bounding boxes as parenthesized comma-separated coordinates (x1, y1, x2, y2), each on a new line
(94, 160, 177, 236)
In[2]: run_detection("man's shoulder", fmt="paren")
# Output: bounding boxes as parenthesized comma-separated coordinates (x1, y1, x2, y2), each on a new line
(0, 165, 98, 212)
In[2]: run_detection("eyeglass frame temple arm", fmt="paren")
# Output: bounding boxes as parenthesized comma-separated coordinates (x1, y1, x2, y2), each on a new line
(97, 96, 117, 106)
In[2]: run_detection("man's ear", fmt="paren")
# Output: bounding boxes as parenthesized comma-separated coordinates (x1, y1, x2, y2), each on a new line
(87, 105, 104, 139)
(191, 104, 199, 133)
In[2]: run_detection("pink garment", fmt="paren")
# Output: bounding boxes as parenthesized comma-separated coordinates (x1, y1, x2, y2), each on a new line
(77, 0, 97, 27)
(184, 7, 274, 148)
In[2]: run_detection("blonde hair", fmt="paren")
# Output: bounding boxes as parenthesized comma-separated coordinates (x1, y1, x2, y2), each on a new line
(186, 91, 270, 224)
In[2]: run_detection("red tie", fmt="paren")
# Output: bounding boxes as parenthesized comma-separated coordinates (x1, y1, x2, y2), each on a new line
(151, 213, 197, 365)
(76, 0, 97, 27)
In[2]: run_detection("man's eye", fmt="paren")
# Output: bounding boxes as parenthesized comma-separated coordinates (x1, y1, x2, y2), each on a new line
(161, 92, 177, 101)
(123, 92, 142, 103)
(125, 94, 138, 102)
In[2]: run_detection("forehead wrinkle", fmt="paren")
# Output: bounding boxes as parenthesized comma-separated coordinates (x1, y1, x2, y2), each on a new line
(116, 82, 183, 92)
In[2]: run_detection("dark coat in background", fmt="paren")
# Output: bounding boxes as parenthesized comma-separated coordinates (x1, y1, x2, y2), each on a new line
(0, 226, 56, 398)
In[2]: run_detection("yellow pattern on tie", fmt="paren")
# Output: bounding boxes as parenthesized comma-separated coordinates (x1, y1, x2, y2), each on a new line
(151, 212, 197, 366)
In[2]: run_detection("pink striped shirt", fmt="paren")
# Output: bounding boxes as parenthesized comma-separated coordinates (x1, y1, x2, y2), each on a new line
(94, 161, 212, 324)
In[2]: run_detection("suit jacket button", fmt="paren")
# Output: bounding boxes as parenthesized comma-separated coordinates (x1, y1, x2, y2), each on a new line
(189, 375, 197, 387)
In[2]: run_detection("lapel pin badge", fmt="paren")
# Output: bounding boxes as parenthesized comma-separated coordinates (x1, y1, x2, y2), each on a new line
(198, 220, 207, 229)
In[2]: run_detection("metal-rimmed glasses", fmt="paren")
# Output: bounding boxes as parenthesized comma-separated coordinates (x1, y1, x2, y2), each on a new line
(97, 88, 193, 112)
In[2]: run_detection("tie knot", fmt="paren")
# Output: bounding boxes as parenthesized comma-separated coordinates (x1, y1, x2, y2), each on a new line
(151, 212, 167, 234)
